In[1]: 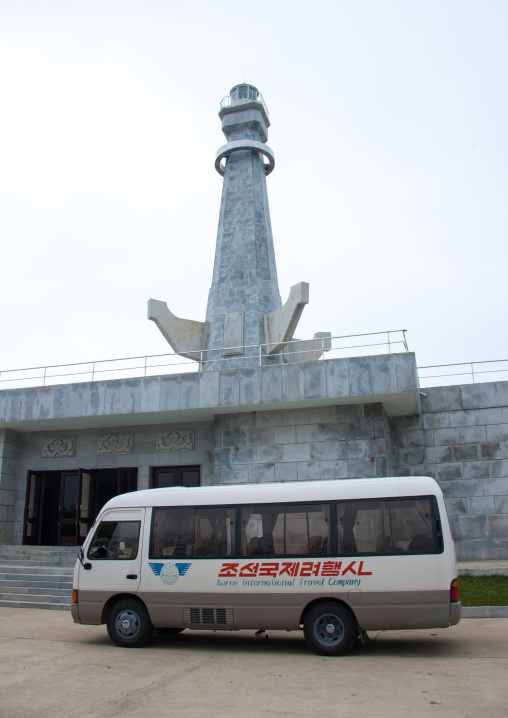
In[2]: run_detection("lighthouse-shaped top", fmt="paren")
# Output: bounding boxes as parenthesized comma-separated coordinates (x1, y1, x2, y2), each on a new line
(219, 84, 270, 131)
(148, 84, 329, 369)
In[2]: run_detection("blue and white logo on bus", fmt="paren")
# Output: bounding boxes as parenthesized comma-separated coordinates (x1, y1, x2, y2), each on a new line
(149, 562, 191, 585)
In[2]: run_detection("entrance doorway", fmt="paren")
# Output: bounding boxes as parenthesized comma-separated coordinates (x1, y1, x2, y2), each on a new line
(23, 468, 138, 546)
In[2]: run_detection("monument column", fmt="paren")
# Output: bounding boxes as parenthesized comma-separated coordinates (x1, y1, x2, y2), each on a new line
(205, 84, 282, 367)
(148, 84, 328, 369)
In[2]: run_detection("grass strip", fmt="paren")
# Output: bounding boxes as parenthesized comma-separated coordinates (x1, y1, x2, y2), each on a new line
(459, 575, 508, 606)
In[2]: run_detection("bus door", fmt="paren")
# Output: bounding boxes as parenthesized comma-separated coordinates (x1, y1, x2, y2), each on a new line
(82, 509, 145, 594)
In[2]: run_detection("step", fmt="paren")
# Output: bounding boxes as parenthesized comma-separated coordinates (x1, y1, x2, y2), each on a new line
(0, 585, 72, 597)
(0, 562, 75, 571)
(0, 565, 74, 578)
(0, 575, 73, 588)
(0, 553, 77, 563)
(0, 549, 77, 557)
(0, 591, 70, 603)
(0, 579, 73, 591)
(0, 543, 78, 552)
(0, 578, 73, 590)
(0, 546, 77, 610)
(0, 555, 77, 565)
(0, 598, 70, 611)
(0, 571, 72, 581)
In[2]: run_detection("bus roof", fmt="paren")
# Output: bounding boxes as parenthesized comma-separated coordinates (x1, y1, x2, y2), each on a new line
(100, 477, 442, 512)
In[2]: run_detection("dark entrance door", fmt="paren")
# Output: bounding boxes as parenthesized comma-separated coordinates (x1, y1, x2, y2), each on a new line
(23, 468, 138, 546)
(79, 469, 93, 544)
(23, 471, 42, 545)
(57, 471, 80, 545)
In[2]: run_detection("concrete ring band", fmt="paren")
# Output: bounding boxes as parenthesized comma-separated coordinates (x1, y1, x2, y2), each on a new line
(215, 140, 275, 177)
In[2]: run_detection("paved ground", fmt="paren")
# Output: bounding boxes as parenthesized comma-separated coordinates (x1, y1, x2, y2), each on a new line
(0, 608, 507, 718)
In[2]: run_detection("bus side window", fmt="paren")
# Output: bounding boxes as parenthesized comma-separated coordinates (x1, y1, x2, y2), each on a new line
(241, 505, 284, 556)
(241, 504, 330, 557)
(150, 507, 235, 559)
(88, 521, 140, 560)
(193, 507, 236, 557)
(285, 504, 330, 556)
(387, 498, 437, 554)
(336, 497, 438, 556)
(337, 501, 383, 555)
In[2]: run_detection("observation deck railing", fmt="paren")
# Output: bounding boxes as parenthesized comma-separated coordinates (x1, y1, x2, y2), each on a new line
(220, 92, 269, 119)
(0, 329, 408, 390)
(1, 331, 506, 392)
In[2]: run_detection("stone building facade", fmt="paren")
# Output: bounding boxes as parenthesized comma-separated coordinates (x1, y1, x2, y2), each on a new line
(0, 84, 506, 562)
(391, 381, 508, 559)
(0, 361, 506, 560)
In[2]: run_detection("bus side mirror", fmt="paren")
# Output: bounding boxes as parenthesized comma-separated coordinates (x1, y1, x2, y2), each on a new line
(84, 563, 92, 570)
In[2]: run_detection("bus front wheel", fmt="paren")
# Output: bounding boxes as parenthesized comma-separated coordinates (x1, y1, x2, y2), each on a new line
(303, 602, 357, 656)
(107, 598, 152, 648)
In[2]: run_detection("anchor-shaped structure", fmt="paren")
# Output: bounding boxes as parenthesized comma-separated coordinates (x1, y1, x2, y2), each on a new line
(148, 83, 330, 369)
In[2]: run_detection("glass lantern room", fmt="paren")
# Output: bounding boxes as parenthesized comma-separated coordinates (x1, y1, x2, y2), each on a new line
(230, 84, 260, 102)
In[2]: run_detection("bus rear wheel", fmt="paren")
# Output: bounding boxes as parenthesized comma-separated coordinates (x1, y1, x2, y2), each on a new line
(303, 602, 357, 656)
(107, 598, 152, 648)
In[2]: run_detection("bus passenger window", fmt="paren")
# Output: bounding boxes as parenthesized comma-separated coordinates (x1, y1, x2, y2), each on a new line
(336, 497, 438, 556)
(193, 507, 236, 557)
(242, 505, 284, 556)
(387, 498, 436, 554)
(150, 507, 235, 559)
(337, 501, 383, 555)
(285, 504, 330, 556)
(241, 504, 330, 557)
(88, 521, 140, 560)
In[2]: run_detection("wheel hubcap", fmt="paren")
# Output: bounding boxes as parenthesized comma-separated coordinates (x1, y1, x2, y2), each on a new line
(315, 614, 345, 646)
(115, 609, 140, 639)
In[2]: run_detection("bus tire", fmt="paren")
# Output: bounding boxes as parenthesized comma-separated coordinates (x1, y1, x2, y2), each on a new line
(107, 598, 152, 648)
(303, 602, 357, 656)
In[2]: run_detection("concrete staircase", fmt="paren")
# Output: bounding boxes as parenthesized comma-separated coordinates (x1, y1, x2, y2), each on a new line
(0, 544, 77, 610)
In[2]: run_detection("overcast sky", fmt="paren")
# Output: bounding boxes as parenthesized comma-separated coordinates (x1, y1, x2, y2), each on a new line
(1, 0, 507, 383)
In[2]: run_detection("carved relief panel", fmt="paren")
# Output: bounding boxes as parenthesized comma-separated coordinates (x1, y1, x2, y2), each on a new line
(97, 433, 133, 455)
(156, 430, 194, 452)
(42, 437, 77, 458)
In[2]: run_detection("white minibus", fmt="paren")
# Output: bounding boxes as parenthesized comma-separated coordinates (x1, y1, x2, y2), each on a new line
(71, 477, 461, 655)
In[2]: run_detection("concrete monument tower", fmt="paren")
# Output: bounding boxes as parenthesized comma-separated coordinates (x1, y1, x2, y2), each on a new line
(148, 84, 329, 368)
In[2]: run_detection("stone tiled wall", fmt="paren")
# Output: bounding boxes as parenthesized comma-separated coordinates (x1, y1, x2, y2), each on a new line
(0, 429, 19, 542)
(213, 403, 393, 484)
(390, 381, 508, 560)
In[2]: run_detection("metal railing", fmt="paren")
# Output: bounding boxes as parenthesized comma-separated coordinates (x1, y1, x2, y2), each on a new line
(2, 332, 505, 392)
(220, 92, 270, 118)
(418, 359, 508, 388)
(0, 329, 408, 391)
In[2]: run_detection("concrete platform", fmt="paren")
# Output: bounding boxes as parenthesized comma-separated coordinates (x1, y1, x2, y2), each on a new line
(458, 560, 508, 576)
(0, 353, 420, 432)
(0, 607, 506, 718)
